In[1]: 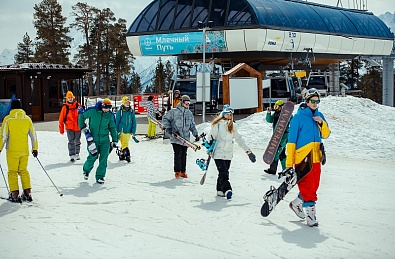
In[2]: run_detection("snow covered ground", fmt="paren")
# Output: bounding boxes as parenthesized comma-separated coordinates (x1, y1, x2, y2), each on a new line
(0, 96, 394, 258)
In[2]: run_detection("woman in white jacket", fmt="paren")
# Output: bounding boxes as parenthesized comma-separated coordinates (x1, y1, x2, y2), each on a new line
(208, 105, 256, 199)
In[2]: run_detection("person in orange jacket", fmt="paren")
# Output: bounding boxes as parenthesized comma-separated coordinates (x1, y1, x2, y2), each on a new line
(59, 91, 82, 162)
(0, 99, 38, 202)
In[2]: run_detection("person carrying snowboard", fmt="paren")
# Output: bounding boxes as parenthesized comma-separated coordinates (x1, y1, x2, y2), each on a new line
(162, 95, 199, 179)
(264, 100, 291, 175)
(58, 91, 82, 162)
(208, 105, 256, 199)
(115, 96, 136, 162)
(286, 89, 330, 226)
(78, 98, 118, 184)
(0, 99, 38, 202)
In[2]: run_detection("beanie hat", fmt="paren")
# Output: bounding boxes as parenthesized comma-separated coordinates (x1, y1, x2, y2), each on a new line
(10, 99, 22, 110)
(66, 91, 74, 98)
(181, 95, 190, 102)
(102, 98, 112, 109)
(174, 90, 180, 95)
(221, 104, 234, 117)
(147, 95, 154, 101)
(122, 96, 131, 105)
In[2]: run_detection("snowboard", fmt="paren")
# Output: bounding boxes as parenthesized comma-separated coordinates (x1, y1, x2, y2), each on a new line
(261, 151, 313, 217)
(263, 101, 294, 165)
(84, 130, 98, 156)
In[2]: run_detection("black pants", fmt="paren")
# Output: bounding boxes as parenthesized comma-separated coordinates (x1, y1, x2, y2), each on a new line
(215, 159, 232, 192)
(172, 143, 188, 172)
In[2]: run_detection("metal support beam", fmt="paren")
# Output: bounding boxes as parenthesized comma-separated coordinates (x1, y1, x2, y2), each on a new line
(382, 56, 394, 106)
(328, 63, 340, 96)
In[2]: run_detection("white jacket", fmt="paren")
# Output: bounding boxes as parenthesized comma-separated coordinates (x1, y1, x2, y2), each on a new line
(209, 119, 249, 160)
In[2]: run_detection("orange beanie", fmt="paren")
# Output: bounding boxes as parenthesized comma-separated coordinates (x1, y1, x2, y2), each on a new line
(66, 91, 74, 98)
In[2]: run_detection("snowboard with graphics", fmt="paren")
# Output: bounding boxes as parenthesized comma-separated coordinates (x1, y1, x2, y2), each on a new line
(262, 101, 294, 165)
(261, 151, 313, 217)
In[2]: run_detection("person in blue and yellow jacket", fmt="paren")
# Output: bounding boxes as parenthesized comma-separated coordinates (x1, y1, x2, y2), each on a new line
(115, 96, 136, 162)
(78, 98, 118, 184)
(0, 99, 38, 202)
(286, 88, 330, 227)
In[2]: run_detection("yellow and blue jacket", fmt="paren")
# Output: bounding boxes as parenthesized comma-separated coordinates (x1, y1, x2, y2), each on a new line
(286, 104, 330, 167)
(0, 109, 38, 155)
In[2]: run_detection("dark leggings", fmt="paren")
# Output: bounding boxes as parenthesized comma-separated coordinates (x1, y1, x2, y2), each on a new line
(172, 143, 188, 172)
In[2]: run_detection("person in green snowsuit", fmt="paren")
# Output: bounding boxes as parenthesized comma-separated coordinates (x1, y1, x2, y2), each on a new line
(78, 98, 118, 184)
(264, 100, 291, 175)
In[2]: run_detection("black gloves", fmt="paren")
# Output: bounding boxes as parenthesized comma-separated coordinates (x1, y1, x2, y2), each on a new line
(194, 135, 200, 142)
(32, 150, 38, 157)
(247, 152, 256, 163)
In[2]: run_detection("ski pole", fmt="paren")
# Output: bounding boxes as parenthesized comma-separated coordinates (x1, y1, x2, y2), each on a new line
(35, 157, 63, 197)
(0, 163, 10, 194)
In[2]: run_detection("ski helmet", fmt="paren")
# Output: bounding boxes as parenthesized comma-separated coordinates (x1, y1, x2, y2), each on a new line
(274, 100, 284, 110)
(305, 88, 320, 102)
(221, 104, 234, 117)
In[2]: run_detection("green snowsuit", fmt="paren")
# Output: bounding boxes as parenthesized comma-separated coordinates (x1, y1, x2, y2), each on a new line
(266, 111, 291, 170)
(78, 106, 118, 181)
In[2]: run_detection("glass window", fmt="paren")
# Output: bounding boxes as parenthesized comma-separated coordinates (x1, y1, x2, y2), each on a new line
(191, 0, 210, 28)
(6, 79, 16, 98)
(265, 1, 292, 28)
(136, 1, 159, 32)
(158, 0, 177, 31)
(227, 0, 257, 26)
(174, 3, 193, 29)
(210, 0, 228, 27)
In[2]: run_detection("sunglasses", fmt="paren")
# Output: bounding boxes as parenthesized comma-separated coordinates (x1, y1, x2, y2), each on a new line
(183, 101, 190, 105)
(310, 99, 320, 104)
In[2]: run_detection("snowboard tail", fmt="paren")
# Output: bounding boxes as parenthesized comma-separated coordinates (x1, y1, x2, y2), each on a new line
(263, 101, 294, 164)
(261, 151, 313, 217)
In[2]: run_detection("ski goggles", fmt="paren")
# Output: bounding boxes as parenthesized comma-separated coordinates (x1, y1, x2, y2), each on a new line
(183, 100, 190, 105)
(310, 99, 320, 104)
(274, 104, 284, 110)
(221, 105, 234, 115)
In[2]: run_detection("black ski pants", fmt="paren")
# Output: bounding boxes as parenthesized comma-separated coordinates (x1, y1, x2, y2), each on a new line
(215, 159, 232, 192)
(172, 143, 188, 172)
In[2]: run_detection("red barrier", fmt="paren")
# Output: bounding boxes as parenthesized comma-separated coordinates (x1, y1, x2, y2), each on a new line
(133, 94, 159, 114)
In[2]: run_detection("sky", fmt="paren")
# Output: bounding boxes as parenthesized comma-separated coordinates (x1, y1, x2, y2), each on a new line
(0, 95, 394, 258)
(0, 0, 394, 51)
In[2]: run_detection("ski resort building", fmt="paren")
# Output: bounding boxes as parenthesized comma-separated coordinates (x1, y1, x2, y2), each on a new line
(126, 0, 394, 107)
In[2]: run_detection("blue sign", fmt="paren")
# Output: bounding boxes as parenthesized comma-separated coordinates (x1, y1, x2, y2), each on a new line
(140, 31, 227, 56)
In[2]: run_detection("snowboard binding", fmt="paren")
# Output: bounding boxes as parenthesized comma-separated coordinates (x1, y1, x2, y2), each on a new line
(116, 147, 131, 163)
(196, 158, 209, 171)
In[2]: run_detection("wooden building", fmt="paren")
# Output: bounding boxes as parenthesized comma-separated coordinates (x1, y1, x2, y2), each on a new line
(0, 63, 91, 121)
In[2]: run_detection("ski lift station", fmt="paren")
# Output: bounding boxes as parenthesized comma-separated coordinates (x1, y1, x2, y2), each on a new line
(126, 0, 395, 116)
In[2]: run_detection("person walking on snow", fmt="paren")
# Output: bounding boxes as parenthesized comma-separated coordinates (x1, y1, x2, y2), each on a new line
(58, 91, 82, 162)
(0, 99, 38, 202)
(264, 100, 291, 175)
(146, 95, 160, 139)
(162, 95, 199, 179)
(167, 89, 182, 111)
(286, 88, 330, 227)
(207, 105, 256, 199)
(78, 98, 118, 184)
(115, 96, 137, 162)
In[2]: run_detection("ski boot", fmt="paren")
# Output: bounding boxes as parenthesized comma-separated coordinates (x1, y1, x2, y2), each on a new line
(9, 190, 22, 203)
(21, 188, 33, 202)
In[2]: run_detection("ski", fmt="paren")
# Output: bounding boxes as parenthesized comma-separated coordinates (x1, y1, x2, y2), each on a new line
(263, 101, 294, 164)
(261, 151, 313, 217)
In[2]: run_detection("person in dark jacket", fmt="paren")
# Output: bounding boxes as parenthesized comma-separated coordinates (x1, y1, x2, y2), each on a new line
(162, 95, 199, 178)
(78, 98, 118, 184)
(115, 96, 137, 162)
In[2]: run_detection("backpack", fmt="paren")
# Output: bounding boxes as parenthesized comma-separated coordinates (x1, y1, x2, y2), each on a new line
(63, 102, 79, 123)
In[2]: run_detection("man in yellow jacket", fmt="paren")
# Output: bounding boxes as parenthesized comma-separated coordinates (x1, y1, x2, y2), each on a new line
(0, 99, 38, 202)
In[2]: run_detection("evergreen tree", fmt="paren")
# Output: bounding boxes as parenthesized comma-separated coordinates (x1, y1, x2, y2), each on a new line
(359, 66, 382, 104)
(108, 18, 134, 95)
(339, 59, 364, 89)
(129, 71, 142, 94)
(14, 33, 35, 63)
(164, 60, 174, 93)
(152, 58, 166, 94)
(33, 0, 71, 64)
(70, 2, 99, 96)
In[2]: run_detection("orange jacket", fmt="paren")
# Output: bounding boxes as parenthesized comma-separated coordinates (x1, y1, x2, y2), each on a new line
(58, 101, 81, 133)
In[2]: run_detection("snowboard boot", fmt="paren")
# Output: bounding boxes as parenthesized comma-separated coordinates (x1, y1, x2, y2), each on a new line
(179, 172, 188, 178)
(96, 178, 105, 184)
(21, 188, 33, 202)
(216, 191, 225, 197)
(83, 171, 89, 180)
(305, 205, 319, 227)
(9, 190, 22, 203)
(70, 156, 75, 162)
(75, 154, 80, 160)
(289, 195, 305, 219)
(123, 148, 131, 163)
(225, 190, 233, 200)
(264, 169, 276, 175)
(116, 148, 125, 161)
